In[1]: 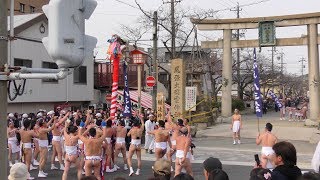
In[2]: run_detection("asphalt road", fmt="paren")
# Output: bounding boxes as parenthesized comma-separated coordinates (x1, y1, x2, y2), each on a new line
(24, 160, 252, 180)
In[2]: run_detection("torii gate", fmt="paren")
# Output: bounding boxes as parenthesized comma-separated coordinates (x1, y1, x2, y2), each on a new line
(191, 12, 320, 121)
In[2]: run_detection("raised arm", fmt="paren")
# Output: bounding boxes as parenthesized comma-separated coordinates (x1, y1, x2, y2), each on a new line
(78, 121, 89, 142)
(57, 111, 71, 125)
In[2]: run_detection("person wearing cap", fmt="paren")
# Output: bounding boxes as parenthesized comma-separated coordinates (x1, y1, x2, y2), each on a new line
(78, 121, 107, 180)
(203, 157, 223, 180)
(113, 119, 129, 171)
(50, 112, 71, 171)
(21, 113, 29, 128)
(127, 114, 145, 176)
(152, 159, 172, 180)
(174, 127, 193, 177)
(7, 119, 20, 167)
(8, 163, 31, 180)
(256, 123, 278, 169)
(144, 114, 156, 154)
(37, 117, 54, 177)
(18, 119, 39, 179)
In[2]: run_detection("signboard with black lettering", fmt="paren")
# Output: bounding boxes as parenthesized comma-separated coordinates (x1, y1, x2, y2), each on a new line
(171, 58, 186, 120)
(156, 93, 165, 121)
(259, 21, 276, 46)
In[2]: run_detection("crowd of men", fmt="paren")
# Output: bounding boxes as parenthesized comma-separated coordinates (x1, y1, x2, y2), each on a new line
(6, 107, 195, 180)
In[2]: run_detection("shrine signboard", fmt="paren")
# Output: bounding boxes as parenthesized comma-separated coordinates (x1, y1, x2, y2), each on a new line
(156, 92, 165, 120)
(171, 58, 186, 120)
(259, 21, 276, 47)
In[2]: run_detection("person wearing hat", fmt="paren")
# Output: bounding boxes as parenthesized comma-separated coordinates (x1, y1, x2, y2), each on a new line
(7, 119, 20, 167)
(152, 159, 172, 180)
(8, 163, 31, 180)
(144, 114, 156, 154)
(174, 127, 193, 177)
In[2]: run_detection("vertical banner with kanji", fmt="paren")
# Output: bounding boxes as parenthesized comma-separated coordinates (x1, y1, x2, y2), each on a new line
(171, 58, 186, 120)
(122, 62, 132, 117)
(156, 93, 165, 120)
(185, 87, 197, 111)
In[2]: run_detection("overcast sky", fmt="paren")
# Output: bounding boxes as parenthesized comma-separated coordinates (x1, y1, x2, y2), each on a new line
(86, 0, 320, 75)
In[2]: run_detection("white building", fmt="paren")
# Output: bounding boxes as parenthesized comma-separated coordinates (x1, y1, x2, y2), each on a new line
(7, 13, 94, 113)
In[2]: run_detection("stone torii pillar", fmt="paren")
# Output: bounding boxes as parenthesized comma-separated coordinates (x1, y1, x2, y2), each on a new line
(221, 29, 232, 117)
(307, 24, 320, 121)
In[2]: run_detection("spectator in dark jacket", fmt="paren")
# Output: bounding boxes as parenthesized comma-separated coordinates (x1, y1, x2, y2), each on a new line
(271, 141, 302, 180)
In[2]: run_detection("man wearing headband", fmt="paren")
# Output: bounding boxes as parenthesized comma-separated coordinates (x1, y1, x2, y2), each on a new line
(256, 123, 278, 169)
(144, 114, 156, 154)
(174, 127, 193, 177)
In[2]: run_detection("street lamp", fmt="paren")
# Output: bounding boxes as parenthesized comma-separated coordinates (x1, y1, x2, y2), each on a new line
(131, 49, 147, 114)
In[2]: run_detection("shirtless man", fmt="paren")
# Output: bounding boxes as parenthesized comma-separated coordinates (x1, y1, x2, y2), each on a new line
(62, 120, 81, 180)
(231, 109, 242, 145)
(78, 121, 107, 180)
(127, 116, 145, 176)
(19, 119, 39, 179)
(113, 120, 128, 171)
(174, 127, 193, 177)
(37, 118, 54, 177)
(167, 117, 184, 171)
(7, 119, 20, 167)
(256, 123, 278, 169)
(105, 119, 116, 173)
(149, 120, 172, 160)
(51, 112, 70, 170)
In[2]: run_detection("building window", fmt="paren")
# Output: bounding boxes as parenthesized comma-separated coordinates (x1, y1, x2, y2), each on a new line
(14, 58, 32, 68)
(74, 66, 87, 84)
(42, 62, 58, 83)
(19, 3, 25, 13)
(30, 6, 35, 13)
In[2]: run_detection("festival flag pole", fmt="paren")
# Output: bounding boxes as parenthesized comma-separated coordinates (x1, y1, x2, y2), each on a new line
(253, 48, 263, 132)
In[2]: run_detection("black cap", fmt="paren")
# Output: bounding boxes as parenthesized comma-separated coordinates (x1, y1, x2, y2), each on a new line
(203, 157, 222, 172)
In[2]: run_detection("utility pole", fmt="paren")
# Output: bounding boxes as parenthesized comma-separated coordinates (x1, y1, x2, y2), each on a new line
(163, 0, 180, 59)
(231, 2, 242, 99)
(0, 0, 8, 176)
(299, 57, 306, 77)
(152, 11, 158, 110)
